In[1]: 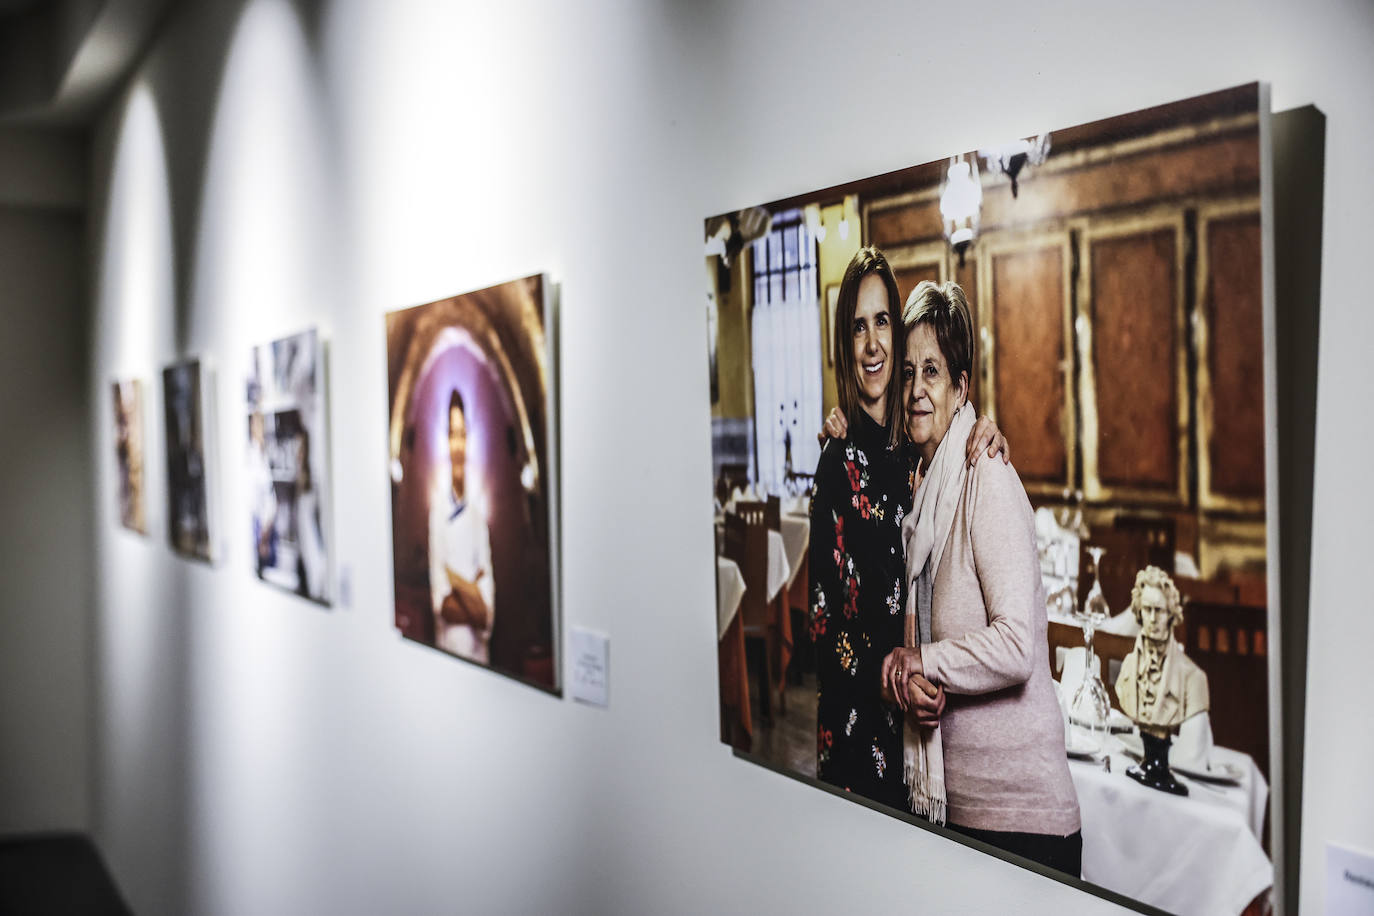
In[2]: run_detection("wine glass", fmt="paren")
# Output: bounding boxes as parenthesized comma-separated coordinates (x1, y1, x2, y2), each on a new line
(1069, 546, 1112, 752)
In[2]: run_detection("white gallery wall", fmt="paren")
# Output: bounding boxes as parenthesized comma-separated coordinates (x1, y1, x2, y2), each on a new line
(83, 1, 1374, 914)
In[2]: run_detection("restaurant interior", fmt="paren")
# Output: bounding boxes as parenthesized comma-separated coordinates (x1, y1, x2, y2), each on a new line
(710, 84, 1274, 910)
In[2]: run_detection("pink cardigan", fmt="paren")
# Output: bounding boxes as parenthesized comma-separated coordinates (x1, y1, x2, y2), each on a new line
(919, 457, 1081, 836)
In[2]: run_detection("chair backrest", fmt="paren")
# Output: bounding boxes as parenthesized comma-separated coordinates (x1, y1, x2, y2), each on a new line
(1047, 621, 1137, 711)
(1179, 600, 1270, 776)
(723, 512, 770, 629)
(734, 500, 768, 528)
(1113, 513, 1176, 571)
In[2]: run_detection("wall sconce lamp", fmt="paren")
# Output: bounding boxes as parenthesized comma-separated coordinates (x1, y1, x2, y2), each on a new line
(940, 154, 982, 267)
(806, 203, 850, 244)
(978, 133, 1051, 198)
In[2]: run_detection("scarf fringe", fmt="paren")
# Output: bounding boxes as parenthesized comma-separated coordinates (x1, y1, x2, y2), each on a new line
(903, 735, 947, 826)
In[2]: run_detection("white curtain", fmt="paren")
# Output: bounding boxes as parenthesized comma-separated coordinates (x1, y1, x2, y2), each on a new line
(750, 211, 822, 496)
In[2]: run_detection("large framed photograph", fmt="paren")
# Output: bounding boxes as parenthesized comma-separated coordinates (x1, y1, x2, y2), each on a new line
(246, 328, 332, 604)
(112, 377, 147, 534)
(706, 84, 1277, 914)
(163, 357, 217, 563)
(386, 275, 560, 693)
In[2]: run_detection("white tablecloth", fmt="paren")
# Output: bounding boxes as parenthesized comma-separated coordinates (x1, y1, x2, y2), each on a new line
(779, 514, 809, 587)
(712, 521, 791, 618)
(1069, 733, 1271, 915)
(765, 530, 789, 601)
(716, 557, 746, 639)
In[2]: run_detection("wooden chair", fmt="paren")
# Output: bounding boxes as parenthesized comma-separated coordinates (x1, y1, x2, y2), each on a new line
(733, 500, 766, 528)
(734, 499, 791, 714)
(723, 512, 778, 725)
(1114, 513, 1176, 572)
(1047, 621, 1137, 711)
(1178, 600, 1271, 777)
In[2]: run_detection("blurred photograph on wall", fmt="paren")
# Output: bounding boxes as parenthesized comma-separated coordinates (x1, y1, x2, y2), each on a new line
(246, 328, 332, 604)
(163, 358, 217, 563)
(112, 378, 147, 534)
(386, 275, 560, 693)
(706, 84, 1277, 913)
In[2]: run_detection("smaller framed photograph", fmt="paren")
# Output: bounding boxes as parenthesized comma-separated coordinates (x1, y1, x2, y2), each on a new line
(112, 378, 147, 534)
(163, 357, 218, 563)
(246, 328, 332, 604)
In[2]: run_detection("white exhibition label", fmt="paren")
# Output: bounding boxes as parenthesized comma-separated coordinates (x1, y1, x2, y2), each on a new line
(1328, 842, 1374, 915)
(569, 627, 609, 707)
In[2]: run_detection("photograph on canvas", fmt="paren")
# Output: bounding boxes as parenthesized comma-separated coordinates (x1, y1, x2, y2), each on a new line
(386, 275, 559, 693)
(113, 378, 147, 534)
(706, 84, 1274, 914)
(163, 358, 215, 562)
(246, 328, 331, 604)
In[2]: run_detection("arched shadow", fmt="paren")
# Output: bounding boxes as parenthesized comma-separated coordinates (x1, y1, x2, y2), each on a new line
(88, 80, 193, 916)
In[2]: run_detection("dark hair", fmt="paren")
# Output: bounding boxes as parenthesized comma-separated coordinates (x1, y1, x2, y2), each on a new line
(833, 246, 904, 449)
(903, 280, 973, 402)
(448, 389, 466, 420)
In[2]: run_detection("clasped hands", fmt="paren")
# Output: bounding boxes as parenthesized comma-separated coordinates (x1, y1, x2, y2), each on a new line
(440, 568, 489, 629)
(880, 646, 945, 728)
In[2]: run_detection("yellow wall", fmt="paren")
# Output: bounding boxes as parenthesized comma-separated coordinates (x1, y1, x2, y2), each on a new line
(816, 196, 861, 417)
(710, 247, 753, 421)
(710, 194, 860, 426)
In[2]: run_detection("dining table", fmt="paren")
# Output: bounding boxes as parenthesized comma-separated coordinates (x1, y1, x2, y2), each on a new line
(1066, 724, 1271, 915)
(778, 512, 809, 589)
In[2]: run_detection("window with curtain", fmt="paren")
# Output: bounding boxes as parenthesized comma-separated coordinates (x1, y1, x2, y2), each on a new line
(750, 209, 822, 495)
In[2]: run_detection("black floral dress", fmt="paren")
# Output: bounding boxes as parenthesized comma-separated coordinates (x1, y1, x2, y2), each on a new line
(808, 409, 913, 810)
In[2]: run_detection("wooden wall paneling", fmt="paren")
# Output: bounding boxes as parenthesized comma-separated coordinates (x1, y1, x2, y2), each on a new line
(864, 186, 941, 250)
(886, 240, 948, 310)
(1077, 208, 1188, 506)
(1196, 198, 1265, 513)
(978, 229, 1075, 495)
(955, 255, 982, 411)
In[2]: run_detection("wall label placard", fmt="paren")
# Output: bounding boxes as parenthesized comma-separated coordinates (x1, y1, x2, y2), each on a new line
(569, 627, 609, 707)
(1327, 842, 1374, 915)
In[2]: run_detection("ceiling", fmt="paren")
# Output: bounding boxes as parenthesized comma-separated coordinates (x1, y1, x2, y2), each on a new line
(0, 0, 174, 127)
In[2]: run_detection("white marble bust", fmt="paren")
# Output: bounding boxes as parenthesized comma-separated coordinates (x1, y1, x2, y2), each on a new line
(1115, 566, 1209, 737)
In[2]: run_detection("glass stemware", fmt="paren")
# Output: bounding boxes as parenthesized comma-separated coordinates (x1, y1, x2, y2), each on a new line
(1069, 545, 1112, 753)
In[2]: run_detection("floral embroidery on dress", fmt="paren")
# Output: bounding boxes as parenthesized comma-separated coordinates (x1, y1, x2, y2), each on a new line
(837, 633, 857, 675)
(809, 583, 828, 639)
(811, 417, 914, 806)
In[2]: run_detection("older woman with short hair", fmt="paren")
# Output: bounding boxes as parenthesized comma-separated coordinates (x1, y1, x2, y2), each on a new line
(884, 280, 1081, 877)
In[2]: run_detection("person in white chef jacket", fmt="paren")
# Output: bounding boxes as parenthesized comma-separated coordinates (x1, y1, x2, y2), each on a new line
(429, 389, 495, 663)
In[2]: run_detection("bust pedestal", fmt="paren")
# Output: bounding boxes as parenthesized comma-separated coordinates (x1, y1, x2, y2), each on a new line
(1126, 731, 1188, 796)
